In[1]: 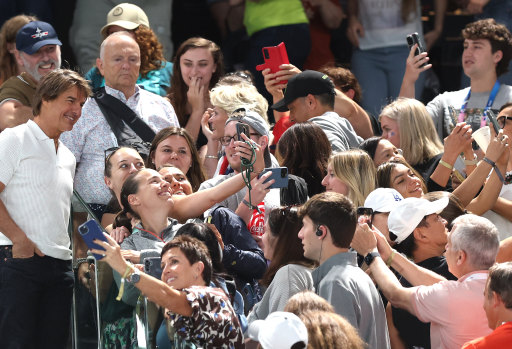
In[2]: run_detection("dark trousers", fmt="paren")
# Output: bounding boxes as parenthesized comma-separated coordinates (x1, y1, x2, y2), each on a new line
(0, 246, 74, 349)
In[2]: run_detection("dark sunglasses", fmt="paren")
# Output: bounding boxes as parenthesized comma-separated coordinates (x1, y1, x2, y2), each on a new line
(497, 116, 512, 128)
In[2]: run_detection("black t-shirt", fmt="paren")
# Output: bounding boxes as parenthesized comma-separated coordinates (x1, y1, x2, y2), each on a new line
(391, 256, 456, 349)
(413, 153, 453, 193)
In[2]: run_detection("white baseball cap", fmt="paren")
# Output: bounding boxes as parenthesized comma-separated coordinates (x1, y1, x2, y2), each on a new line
(388, 197, 449, 244)
(364, 188, 404, 213)
(248, 311, 308, 349)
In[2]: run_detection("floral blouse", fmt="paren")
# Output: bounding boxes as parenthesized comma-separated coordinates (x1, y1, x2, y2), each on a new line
(166, 286, 244, 348)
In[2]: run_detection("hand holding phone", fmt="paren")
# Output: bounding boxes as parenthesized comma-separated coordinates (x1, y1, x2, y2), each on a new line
(256, 42, 290, 84)
(257, 167, 289, 189)
(236, 122, 250, 142)
(486, 110, 501, 135)
(406, 32, 427, 67)
(79, 219, 108, 260)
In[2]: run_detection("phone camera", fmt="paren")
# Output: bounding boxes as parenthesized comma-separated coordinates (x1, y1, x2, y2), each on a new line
(79, 225, 89, 235)
(264, 49, 269, 60)
(280, 168, 287, 178)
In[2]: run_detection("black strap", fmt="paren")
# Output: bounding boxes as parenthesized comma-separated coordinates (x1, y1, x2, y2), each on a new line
(93, 87, 156, 144)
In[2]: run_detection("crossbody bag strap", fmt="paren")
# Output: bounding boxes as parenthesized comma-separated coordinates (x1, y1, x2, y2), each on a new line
(93, 87, 156, 143)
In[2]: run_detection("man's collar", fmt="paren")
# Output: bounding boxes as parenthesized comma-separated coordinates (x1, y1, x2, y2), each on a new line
(312, 251, 357, 280)
(104, 85, 139, 101)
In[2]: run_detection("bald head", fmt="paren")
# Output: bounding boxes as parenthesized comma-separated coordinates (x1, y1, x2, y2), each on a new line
(99, 31, 138, 60)
(97, 31, 141, 98)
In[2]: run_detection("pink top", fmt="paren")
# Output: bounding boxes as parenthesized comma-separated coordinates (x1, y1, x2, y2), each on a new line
(412, 270, 492, 349)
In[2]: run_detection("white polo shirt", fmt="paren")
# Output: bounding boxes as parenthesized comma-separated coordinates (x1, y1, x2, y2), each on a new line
(0, 120, 75, 260)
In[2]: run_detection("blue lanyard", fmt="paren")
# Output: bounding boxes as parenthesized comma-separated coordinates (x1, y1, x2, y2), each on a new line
(458, 80, 501, 127)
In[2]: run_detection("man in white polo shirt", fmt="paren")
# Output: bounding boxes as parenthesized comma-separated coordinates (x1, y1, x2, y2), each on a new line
(0, 69, 91, 348)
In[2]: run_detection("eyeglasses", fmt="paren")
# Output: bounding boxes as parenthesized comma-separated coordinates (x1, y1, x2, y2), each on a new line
(497, 116, 512, 128)
(219, 133, 260, 146)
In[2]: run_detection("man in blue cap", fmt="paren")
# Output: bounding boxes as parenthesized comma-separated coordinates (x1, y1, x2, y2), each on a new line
(0, 21, 62, 131)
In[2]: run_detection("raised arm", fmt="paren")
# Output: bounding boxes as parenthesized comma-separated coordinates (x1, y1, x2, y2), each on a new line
(334, 89, 373, 139)
(399, 45, 432, 98)
(171, 135, 265, 221)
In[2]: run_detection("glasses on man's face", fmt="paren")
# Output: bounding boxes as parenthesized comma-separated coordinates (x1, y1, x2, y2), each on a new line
(219, 133, 260, 146)
(497, 116, 512, 128)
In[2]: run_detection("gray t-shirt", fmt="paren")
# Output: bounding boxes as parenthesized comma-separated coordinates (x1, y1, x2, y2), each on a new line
(426, 84, 512, 139)
(312, 251, 390, 349)
(247, 264, 313, 325)
(309, 111, 363, 153)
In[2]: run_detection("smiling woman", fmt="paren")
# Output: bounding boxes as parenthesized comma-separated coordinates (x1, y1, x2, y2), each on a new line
(168, 37, 224, 147)
(148, 127, 206, 192)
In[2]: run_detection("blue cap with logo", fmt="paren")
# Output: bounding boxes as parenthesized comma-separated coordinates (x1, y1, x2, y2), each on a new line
(16, 21, 62, 55)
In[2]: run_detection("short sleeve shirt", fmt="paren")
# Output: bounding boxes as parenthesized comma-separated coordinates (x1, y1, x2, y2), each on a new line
(0, 120, 75, 259)
(412, 271, 492, 349)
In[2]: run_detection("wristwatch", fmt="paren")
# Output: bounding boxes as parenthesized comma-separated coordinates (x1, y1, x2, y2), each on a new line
(364, 251, 381, 266)
(127, 268, 141, 284)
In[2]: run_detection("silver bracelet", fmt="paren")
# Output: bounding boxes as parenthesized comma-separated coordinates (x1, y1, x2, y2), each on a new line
(205, 155, 219, 160)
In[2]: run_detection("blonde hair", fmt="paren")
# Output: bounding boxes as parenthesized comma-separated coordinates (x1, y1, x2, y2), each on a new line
(210, 82, 269, 123)
(380, 97, 443, 166)
(329, 149, 376, 207)
(298, 311, 365, 349)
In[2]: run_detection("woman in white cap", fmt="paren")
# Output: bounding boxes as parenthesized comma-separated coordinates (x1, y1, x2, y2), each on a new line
(85, 3, 173, 97)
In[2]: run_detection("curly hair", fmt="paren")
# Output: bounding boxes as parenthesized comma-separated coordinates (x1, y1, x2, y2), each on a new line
(319, 66, 362, 104)
(133, 25, 165, 78)
(168, 37, 224, 126)
(148, 126, 207, 192)
(0, 14, 37, 84)
(463, 18, 512, 77)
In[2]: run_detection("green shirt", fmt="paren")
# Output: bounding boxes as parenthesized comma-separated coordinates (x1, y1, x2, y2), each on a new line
(244, 0, 308, 37)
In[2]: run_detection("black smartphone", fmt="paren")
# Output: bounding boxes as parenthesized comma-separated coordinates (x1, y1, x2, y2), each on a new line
(144, 257, 163, 279)
(236, 122, 250, 142)
(406, 32, 426, 67)
(257, 167, 289, 189)
(78, 219, 107, 260)
(487, 109, 501, 134)
(356, 207, 373, 229)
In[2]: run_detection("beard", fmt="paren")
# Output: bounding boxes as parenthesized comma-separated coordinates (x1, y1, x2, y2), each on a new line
(20, 53, 61, 82)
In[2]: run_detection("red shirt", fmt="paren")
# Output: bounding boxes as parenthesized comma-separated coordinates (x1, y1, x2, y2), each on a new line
(462, 321, 512, 349)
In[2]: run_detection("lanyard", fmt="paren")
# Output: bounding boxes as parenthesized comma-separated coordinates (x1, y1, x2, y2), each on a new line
(138, 227, 165, 242)
(458, 80, 501, 127)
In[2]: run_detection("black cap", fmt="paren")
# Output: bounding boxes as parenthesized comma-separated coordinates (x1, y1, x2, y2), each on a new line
(271, 70, 336, 112)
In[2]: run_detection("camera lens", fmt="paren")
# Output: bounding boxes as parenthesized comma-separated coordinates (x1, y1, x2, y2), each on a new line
(281, 168, 287, 178)
(264, 49, 269, 60)
(79, 225, 88, 235)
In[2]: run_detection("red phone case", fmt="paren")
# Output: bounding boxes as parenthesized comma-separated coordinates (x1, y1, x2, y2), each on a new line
(255, 42, 290, 84)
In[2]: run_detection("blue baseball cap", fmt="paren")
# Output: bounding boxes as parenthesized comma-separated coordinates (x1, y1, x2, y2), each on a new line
(16, 21, 62, 55)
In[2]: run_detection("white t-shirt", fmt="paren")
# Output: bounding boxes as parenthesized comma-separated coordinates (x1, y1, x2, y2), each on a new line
(483, 182, 512, 240)
(0, 120, 75, 260)
(358, 0, 422, 50)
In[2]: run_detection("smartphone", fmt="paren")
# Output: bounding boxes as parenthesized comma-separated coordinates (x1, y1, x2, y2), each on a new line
(255, 42, 290, 84)
(406, 32, 426, 67)
(486, 109, 501, 134)
(236, 122, 250, 141)
(356, 207, 373, 229)
(258, 167, 289, 189)
(144, 257, 163, 280)
(78, 219, 107, 260)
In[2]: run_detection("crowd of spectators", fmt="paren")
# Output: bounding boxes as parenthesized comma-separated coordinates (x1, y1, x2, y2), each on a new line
(2, 1, 512, 348)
